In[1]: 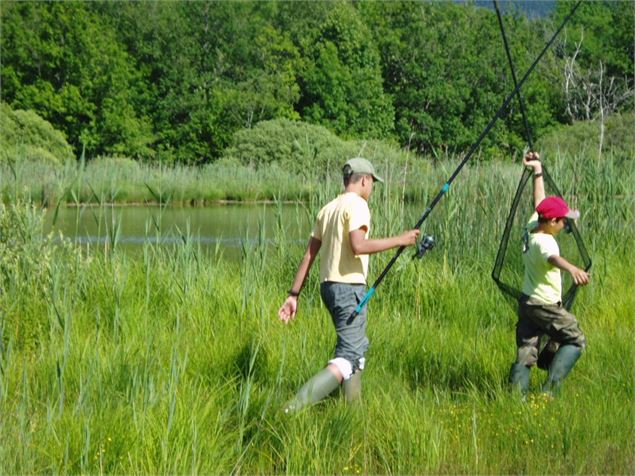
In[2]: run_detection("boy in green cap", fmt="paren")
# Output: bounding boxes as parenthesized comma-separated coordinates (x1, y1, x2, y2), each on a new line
(278, 157, 420, 412)
(509, 151, 590, 395)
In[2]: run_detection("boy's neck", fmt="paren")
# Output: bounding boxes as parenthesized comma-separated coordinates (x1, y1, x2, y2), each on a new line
(344, 184, 367, 200)
(535, 222, 557, 236)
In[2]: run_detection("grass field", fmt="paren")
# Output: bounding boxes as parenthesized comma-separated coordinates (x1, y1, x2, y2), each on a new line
(0, 150, 633, 474)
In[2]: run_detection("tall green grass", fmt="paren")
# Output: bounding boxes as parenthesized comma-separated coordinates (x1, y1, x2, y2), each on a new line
(0, 151, 632, 474)
(1, 112, 632, 209)
(0, 156, 319, 207)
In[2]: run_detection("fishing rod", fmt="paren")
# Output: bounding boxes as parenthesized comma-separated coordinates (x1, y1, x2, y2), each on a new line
(351, 0, 582, 319)
(493, 0, 534, 149)
(490, 0, 591, 310)
(491, 0, 539, 301)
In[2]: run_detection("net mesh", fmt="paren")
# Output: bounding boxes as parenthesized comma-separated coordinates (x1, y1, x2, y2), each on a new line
(491, 163, 592, 311)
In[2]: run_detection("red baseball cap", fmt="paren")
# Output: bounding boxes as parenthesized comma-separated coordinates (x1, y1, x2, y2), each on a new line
(536, 196, 580, 220)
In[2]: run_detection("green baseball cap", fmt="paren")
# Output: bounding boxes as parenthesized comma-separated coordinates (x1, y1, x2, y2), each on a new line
(342, 157, 384, 183)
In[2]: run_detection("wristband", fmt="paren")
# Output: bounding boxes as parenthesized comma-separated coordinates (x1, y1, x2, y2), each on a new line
(533, 173, 543, 178)
(288, 289, 300, 297)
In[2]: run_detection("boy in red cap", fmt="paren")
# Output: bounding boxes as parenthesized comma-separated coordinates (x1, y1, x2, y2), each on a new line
(509, 151, 590, 395)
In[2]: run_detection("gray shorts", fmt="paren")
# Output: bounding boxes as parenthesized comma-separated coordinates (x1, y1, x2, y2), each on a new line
(320, 282, 369, 371)
(515, 296, 586, 367)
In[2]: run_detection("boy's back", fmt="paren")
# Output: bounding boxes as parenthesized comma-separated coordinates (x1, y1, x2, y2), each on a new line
(313, 192, 370, 284)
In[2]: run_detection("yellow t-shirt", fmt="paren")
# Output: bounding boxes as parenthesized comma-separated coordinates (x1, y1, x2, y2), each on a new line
(521, 212, 562, 304)
(311, 192, 371, 284)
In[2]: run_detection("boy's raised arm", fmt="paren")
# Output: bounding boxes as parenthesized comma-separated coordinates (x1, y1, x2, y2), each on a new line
(523, 151, 545, 209)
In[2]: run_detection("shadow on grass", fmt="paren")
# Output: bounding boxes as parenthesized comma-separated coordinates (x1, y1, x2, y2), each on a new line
(402, 350, 504, 399)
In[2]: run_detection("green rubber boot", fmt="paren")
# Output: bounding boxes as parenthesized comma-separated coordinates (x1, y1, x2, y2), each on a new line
(542, 344, 582, 395)
(283, 368, 340, 413)
(342, 371, 362, 404)
(509, 363, 530, 394)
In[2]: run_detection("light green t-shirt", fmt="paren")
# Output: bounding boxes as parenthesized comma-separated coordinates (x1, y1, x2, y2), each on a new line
(311, 192, 370, 284)
(521, 212, 561, 304)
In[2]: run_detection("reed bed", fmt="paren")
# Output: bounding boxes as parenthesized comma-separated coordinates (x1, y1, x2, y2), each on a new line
(0, 157, 317, 207)
(0, 150, 632, 474)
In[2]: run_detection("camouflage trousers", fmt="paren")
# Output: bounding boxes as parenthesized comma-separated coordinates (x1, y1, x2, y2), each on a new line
(515, 296, 586, 367)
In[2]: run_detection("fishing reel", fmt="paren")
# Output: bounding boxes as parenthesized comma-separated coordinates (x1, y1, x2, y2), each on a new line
(413, 234, 435, 259)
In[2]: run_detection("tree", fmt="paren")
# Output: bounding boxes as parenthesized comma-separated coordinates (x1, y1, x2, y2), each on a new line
(296, 1, 395, 140)
(554, 0, 634, 81)
(360, 2, 500, 154)
(359, 1, 566, 157)
(491, 7, 566, 153)
(554, 0, 634, 156)
(1, 2, 153, 158)
(95, 1, 301, 164)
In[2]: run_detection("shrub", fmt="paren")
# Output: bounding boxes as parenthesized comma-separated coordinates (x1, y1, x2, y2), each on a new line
(222, 118, 413, 177)
(536, 112, 634, 159)
(86, 156, 142, 178)
(0, 102, 74, 166)
(604, 112, 635, 160)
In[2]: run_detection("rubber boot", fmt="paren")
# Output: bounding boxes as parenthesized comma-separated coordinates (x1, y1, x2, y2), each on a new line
(508, 363, 530, 394)
(542, 344, 582, 395)
(342, 371, 362, 404)
(283, 368, 340, 413)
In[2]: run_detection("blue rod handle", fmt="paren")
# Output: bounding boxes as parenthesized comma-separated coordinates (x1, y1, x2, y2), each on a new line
(353, 287, 375, 317)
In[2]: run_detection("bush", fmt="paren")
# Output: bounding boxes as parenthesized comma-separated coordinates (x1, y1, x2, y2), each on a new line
(604, 112, 635, 160)
(86, 156, 142, 178)
(536, 112, 635, 159)
(222, 118, 413, 177)
(0, 102, 74, 166)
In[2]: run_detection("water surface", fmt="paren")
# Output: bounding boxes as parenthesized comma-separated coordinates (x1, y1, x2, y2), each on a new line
(45, 204, 312, 258)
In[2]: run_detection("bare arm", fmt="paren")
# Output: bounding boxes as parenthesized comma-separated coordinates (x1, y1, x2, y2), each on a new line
(349, 227, 419, 256)
(548, 254, 590, 286)
(523, 151, 545, 208)
(288, 236, 321, 295)
(278, 236, 321, 323)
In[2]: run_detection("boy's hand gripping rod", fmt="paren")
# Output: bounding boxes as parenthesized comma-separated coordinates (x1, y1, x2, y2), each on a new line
(350, 0, 581, 319)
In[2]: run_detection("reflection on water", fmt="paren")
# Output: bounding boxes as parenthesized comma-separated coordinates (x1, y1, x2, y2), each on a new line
(59, 235, 279, 246)
(45, 204, 312, 258)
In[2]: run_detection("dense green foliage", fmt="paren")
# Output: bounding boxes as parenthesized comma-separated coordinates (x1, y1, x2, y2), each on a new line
(2, 113, 630, 207)
(2, 0, 632, 163)
(537, 111, 635, 159)
(0, 148, 632, 473)
(358, 1, 552, 155)
(222, 118, 411, 176)
(296, 2, 395, 139)
(1, 3, 154, 158)
(0, 102, 73, 165)
(554, 0, 633, 80)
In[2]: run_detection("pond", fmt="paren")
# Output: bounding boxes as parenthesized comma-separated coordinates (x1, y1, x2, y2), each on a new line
(45, 204, 312, 259)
